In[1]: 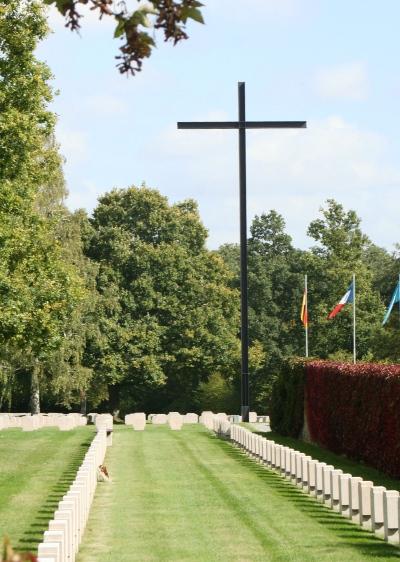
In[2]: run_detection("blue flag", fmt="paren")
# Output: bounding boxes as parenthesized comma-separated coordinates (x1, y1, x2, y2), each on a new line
(382, 282, 400, 325)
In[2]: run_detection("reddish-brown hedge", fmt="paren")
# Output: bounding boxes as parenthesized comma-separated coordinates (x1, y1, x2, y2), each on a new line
(305, 361, 400, 477)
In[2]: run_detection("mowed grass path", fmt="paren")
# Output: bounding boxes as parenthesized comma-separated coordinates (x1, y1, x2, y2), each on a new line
(78, 425, 400, 562)
(0, 426, 93, 552)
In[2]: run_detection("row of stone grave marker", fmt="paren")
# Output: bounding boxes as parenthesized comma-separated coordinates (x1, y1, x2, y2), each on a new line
(94, 413, 114, 445)
(0, 413, 87, 431)
(36, 415, 113, 562)
(210, 416, 400, 546)
(29, 411, 269, 560)
(124, 411, 270, 430)
(125, 412, 197, 430)
(0, 411, 269, 433)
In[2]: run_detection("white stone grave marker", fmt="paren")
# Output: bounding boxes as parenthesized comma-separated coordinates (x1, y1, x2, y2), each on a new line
(168, 413, 183, 430)
(358, 480, 373, 529)
(152, 414, 168, 425)
(184, 413, 199, 424)
(383, 490, 400, 543)
(249, 411, 257, 423)
(371, 486, 386, 537)
(131, 413, 146, 431)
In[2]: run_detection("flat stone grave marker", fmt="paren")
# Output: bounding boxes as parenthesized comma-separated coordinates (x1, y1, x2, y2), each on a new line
(200, 412, 214, 429)
(58, 416, 76, 431)
(21, 416, 37, 431)
(131, 413, 146, 431)
(152, 414, 167, 425)
(184, 413, 199, 424)
(168, 413, 183, 430)
(249, 411, 257, 423)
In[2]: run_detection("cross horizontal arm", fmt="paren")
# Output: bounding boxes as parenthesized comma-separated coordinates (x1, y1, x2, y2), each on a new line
(243, 121, 306, 129)
(177, 121, 306, 130)
(178, 121, 239, 129)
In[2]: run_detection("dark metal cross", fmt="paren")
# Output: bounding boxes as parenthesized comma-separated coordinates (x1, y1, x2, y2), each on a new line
(178, 82, 306, 422)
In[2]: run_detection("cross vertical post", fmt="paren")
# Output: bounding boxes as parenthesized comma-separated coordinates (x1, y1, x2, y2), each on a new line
(238, 82, 249, 421)
(178, 83, 306, 422)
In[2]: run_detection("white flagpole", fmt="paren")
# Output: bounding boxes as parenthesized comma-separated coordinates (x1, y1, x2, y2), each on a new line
(305, 274, 309, 358)
(353, 273, 356, 364)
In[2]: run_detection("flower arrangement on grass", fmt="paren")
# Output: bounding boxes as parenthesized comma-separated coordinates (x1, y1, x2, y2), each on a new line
(2, 537, 37, 562)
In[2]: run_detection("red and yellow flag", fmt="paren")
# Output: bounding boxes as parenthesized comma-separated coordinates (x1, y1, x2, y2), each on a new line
(300, 290, 308, 327)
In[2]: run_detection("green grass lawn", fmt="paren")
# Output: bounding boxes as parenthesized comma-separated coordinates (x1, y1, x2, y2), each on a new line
(0, 426, 93, 553)
(78, 425, 400, 562)
(249, 426, 400, 492)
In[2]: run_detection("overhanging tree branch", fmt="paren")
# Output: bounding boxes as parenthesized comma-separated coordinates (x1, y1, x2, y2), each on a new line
(44, 0, 204, 75)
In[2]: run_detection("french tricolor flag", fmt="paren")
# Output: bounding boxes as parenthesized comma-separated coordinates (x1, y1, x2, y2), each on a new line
(328, 282, 354, 319)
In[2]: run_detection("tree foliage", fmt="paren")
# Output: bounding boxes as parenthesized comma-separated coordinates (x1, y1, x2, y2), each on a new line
(219, 200, 399, 412)
(44, 0, 204, 74)
(0, 0, 85, 413)
(306, 200, 384, 359)
(84, 186, 239, 413)
(2, 2, 400, 416)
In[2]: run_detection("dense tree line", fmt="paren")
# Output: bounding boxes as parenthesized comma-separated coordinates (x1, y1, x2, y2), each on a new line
(219, 201, 400, 412)
(1, 1, 399, 415)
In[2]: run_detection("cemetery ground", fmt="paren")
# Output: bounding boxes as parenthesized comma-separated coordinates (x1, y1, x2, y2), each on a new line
(0, 426, 93, 553)
(77, 425, 400, 562)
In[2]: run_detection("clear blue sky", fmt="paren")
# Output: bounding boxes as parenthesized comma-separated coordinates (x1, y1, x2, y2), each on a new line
(37, 0, 400, 250)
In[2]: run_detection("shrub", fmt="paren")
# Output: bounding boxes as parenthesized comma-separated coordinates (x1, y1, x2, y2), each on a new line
(195, 372, 239, 413)
(270, 358, 307, 437)
(305, 361, 400, 477)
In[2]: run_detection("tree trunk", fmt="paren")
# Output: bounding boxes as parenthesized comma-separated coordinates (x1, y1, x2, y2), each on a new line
(80, 390, 87, 416)
(30, 363, 40, 415)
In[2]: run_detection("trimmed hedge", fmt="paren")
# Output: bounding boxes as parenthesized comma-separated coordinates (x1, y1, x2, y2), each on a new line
(270, 358, 306, 437)
(271, 359, 400, 477)
(305, 361, 400, 478)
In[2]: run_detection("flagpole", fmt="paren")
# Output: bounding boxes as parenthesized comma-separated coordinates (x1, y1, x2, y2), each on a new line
(305, 274, 309, 358)
(398, 274, 400, 326)
(353, 273, 356, 364)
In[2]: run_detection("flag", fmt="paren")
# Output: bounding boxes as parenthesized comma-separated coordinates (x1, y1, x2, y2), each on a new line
(300, 289, 308, 327)
(382, 282, 400, 325)
(328, 282, 354, 319)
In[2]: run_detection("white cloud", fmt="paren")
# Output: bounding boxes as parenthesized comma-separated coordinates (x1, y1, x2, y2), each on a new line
(248, 116, 399, 190)
(57, 127, 89, 164)
(315, 62, 369, 101)
(85, 94, 127, 115)
(210, 0, 314, 20)
(66, 180, 100, 213)
(150, 115, 400, 249)
(247, 117, 400, 247)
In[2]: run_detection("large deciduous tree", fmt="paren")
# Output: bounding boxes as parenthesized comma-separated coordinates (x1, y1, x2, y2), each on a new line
(307, 200, 384, 360)
(85, 185, 239, 413)
(219, 211, 306, 411)
(0, 0, 84, 413)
